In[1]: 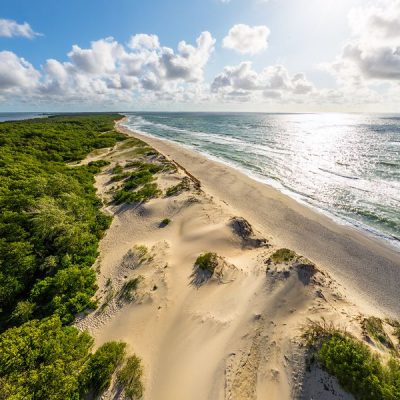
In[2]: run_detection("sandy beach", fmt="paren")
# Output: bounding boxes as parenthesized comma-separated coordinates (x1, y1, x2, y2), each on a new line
(118, 123, 400, 317)
(74, 120, 400, 400)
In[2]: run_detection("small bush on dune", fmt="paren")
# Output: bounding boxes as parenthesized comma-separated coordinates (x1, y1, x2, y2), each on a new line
(117, 355, 144, 399)
(195, 252, 218, 274)
(87, 160, 110, 173)
(82, 341, 127, 396)
(114, 183, 161, 204)
(160, 218, 171, 227)
(304, 319, 400, 400)
(112, 164, 124, 175)
(113, 161, 164, 205)
(88, 160, 110, 168)
(270, 248, 297, 263)
(110, 173, 130, 182)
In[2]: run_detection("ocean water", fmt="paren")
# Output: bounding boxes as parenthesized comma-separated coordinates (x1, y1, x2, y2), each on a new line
(0, 112, 46, 122)
(123, 112, 400, 249)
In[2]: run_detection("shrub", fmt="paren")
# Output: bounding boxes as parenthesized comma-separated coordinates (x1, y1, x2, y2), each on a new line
(112, 164, 124, 175)
(270, 248, 297, 263)
(82, 341, 126, 396)
(0, 316, 93, 399)
(160, 218, 171, 227)
(110, 173, 130, 182)
(195, 252, 218, 274)
(117, 355, 144, 399)
(88, 160, 110, 168)
(114, 182, 161, 205)
(304, 320, 400, 400)
(10, 300, 36, 324)
(0, 114, 121, 320)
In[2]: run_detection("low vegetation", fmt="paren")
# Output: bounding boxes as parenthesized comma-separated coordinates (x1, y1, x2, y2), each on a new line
(88, 159, 110, 169)
(112, 164, 124, 175)
(363, 317, 394, 349)
(270, 248, 297, 263)
(120, 277, 143, 302)
(165, 177, 191, 197)
(117, 355, 144, 399)
(0, 316, 93, 399)
(390, 321, 400, 344)
(113, 161, 163, 204)
(0, 114, 124, 326)
(304, 319, 400, 400)
(0, 115, 144, 398)
(195, 252, 219, 274)
(82, 341, 126, 397)
(160, 218, 171, 227)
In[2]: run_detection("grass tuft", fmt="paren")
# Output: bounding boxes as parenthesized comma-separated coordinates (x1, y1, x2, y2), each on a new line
(363, 317, 394, 349)
(117, 355, 144, 399)
(120, 277, 143, 302)
(165, 177, 191, 197)
(195, 252, 218, 274)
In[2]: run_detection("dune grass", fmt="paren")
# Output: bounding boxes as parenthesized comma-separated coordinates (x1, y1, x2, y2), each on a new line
(117, 355, 144, 399)
(195, 252, 218, 274)
(113, 162, 164, 204)
(165, 177, 191, 197)
(120, 277, 143, 302)
(304, 319, 400, 400)
(363, 317, 394, 349)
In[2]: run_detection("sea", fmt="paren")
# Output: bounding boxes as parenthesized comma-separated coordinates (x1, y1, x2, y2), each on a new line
(122, 112, 400, 250)
(0, 112, 47, 122)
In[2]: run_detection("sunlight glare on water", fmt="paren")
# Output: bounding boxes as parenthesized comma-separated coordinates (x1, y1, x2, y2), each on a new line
(124, 112, 400, 248)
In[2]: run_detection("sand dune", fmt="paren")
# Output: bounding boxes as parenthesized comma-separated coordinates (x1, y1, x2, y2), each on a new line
(74, 123, 399, 399)
(118, 125, 400, 318)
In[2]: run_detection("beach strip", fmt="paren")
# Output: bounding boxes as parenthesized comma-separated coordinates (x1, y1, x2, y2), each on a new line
(117, 123, 400, 317)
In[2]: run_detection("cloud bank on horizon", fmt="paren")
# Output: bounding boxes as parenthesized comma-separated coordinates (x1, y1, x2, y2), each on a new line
(0, 0, 399, 111)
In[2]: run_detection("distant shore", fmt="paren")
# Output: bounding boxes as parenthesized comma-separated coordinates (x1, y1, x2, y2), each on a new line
(117, 121, 400, 317)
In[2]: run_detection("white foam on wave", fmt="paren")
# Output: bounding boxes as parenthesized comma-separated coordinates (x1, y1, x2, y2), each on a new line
(122, 114, 400, 252)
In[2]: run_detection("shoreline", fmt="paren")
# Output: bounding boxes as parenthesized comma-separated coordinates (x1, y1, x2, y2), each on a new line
(117, 121, 400, 317)
(121, 121, 400, 252)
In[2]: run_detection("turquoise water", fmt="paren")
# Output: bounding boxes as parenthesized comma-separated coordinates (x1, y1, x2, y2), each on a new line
(123, 112, 400, 248)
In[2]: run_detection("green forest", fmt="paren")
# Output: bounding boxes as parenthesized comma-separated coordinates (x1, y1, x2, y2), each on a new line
(0, 115, 141, 399)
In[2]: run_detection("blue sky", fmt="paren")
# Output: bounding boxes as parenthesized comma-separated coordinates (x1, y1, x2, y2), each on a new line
(0, 0, 399, 111)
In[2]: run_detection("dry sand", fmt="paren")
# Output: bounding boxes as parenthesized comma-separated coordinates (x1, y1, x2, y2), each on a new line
(74, 121, 399, 400)
(117, 124, 400, 318)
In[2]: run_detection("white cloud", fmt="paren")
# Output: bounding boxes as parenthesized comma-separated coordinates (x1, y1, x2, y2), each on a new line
(211, 61, 314, 101)
(222, 24, 270, 55)
(0, 18, 41, 39)
(0, 51, 40, 90)
(0, 31, 216, 106)
(68, 37, 125, 75)
(128, 34, 160, 50)
(325, 0, 400, 83)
